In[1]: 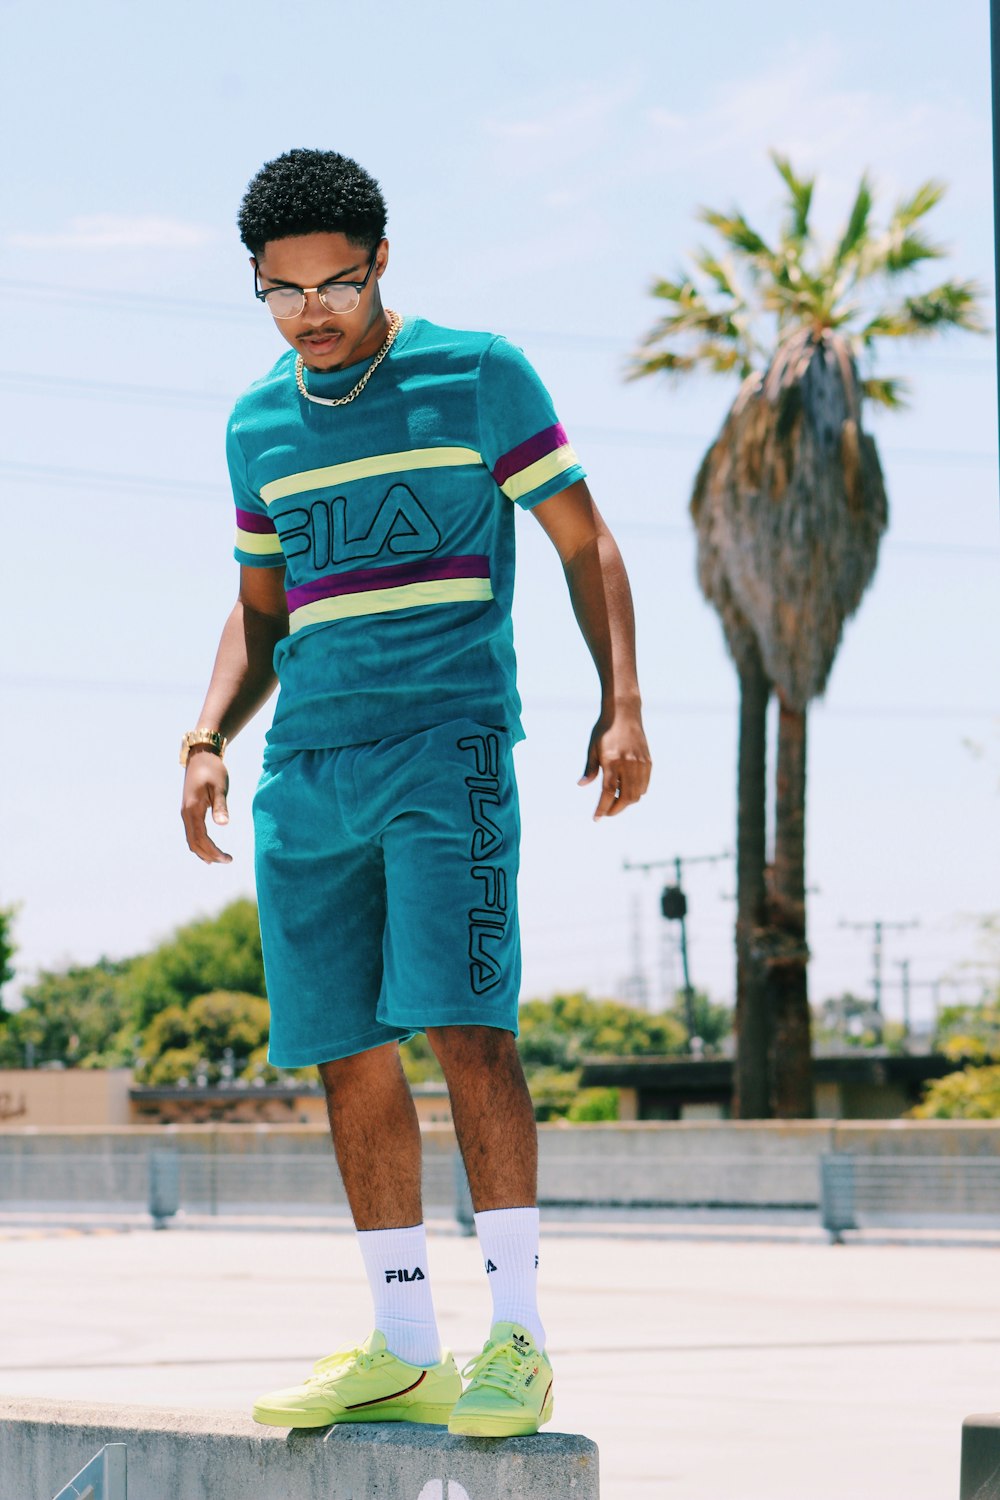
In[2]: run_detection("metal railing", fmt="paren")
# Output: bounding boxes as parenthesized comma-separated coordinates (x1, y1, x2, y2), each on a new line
(52, 1443, 126, 1499)
(5, 1147, 1000, 1239)
(821, 1153, 1000, 1242)
(0, 1148, 460, 1225)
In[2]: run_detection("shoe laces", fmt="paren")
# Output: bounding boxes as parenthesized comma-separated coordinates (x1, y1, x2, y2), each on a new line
(461, 1336, 530, 1396)
(308, 1345, 376, 1382)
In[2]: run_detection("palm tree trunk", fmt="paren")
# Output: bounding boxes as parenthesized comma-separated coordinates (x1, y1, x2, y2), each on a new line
(733, 648, 771, 1118)
(768, 699, 814, 1117)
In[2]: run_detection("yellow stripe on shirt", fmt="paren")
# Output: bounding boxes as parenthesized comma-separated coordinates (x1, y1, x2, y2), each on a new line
(261, 446, 483, 505)
(235, 527, 285, 555)
(289, 576, 493, 631)
(499, 443, 580, 502)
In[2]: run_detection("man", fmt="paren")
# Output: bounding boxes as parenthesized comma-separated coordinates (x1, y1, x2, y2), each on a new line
(181, 148, 651, 1439)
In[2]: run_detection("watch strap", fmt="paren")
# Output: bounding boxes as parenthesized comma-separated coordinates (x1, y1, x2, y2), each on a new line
(179, 728, 227, 767)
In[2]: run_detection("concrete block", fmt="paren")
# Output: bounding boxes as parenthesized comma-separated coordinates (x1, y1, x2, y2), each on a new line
(834, 1121, 1000, 1159)
(535, 1121, 834, 1208)
(961, 1413, 1000, 1499)
(0, 1398, 600, 1500)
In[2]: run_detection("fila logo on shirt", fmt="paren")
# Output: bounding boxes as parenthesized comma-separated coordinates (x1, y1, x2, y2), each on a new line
(457, 733, 507, 995)
(277, 482, 441, 569)
(385, 1266, 426, 1283)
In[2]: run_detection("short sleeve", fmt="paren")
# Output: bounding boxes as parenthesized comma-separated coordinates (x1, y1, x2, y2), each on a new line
(476, 337, 586, 510)
(227, 415, 285, 569)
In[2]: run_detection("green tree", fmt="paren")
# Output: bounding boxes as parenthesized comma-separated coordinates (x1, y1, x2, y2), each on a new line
(128, 899, 266, 1032)
(516, 992, 687, 1071)
(932, 1000, 1000, 1062)
(0, 958, 134, 1069)
(666, 989, 732, 1053)
(630, 155, 985, 1118)
(0, 905, 16, 1015)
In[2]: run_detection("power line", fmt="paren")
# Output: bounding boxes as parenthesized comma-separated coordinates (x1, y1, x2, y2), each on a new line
(0, 277, 996, 368)
(0, 672, 994, 721)
(3, 459, 998, 552)
(0, 459, 221, 497)
(0, 371, 997, 469)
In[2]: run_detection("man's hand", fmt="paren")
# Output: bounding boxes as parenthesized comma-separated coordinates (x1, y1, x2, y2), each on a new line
(181, 749, 233, 864)
(579, 708, 652, 820)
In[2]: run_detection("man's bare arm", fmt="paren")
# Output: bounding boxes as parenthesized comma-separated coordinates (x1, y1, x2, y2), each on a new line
(531, 479, 651, 819)
(180, 566, 289, 864)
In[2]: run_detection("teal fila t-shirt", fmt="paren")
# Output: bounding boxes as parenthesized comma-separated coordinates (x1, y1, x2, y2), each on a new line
(227, 316, 586, 753)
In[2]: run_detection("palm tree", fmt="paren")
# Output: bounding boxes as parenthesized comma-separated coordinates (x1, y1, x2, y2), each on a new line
(631, 155, 985, 1117)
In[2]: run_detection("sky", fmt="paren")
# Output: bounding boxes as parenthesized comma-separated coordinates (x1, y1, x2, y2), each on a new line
(1, 0, 997, 1035)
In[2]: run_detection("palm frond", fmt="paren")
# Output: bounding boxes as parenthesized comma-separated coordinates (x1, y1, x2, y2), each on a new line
(692, 248, 739, 299)
(899, 279, 990, 335)
(770, 151, 814, 243)
(884, 230, 946, 274)
(637, 296, 739, 351)
(855, 310, 910, 345)
(863, 228, 946, 279)
(626, 339, 755, 381)
(832, 173, 874, 268)
(626, 348, 700, 380)
(861, 375, 911, 409)
(649, 274, 697, 304)
(891, 179, 947, 230)
(699, 207, 775, 263)
(694, 339, 750, 375)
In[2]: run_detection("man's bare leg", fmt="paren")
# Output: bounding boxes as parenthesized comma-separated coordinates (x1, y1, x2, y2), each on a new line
(318, 1042, 423, 1227)
(426, 1024, 546, 1354)
(317, 1042, 442, 1367)
(424, 1025, 537, 1208)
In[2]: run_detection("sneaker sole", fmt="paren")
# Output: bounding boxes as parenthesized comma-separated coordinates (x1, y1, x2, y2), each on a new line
(253, 1400, 457, 1429)
(448, 1394, 554, 1439)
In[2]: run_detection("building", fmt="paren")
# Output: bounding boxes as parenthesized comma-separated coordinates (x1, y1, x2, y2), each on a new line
(0, 1070, 453, 1128)
(579, 1051, 962, 1121)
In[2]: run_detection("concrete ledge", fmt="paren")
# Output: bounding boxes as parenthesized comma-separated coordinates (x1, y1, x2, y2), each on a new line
(0, 1397, 600, 1500)
(961, 1412, 1000, 1499)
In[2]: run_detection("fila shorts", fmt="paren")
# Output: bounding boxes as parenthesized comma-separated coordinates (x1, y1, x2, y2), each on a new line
(252, 719, 521, 1068)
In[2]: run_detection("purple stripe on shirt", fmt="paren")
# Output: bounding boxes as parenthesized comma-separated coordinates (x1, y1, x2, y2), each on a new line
(235, 507, 277, 534)
(491, 423, 568, 488)
(286, 555, 490, 612)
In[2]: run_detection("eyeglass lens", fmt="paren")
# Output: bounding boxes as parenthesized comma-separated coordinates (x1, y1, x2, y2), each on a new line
(263, 282, 361, 319)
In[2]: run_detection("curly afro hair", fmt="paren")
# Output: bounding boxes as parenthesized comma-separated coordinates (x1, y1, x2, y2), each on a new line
(237, 149, 387, 256)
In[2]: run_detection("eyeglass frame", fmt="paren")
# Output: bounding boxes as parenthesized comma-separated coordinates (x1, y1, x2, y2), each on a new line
(253, 246, 380, 319)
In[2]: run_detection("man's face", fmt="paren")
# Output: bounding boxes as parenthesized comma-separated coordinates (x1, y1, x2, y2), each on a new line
(253, 231, 389, 372)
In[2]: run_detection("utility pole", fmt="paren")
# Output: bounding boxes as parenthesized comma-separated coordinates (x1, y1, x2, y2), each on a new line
(624, 851, 732, 1051)
(839, 918, 920, 1017)
(626, 890, 648, 1009)
(894, 959, 911, 1039)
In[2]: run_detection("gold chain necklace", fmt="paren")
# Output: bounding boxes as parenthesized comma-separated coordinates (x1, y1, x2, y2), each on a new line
(294, 310, 403, 407)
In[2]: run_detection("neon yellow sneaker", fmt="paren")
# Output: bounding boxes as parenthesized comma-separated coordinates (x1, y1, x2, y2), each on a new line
(252, 1330, 461, 1429)
(448, 1322, 554, 1438)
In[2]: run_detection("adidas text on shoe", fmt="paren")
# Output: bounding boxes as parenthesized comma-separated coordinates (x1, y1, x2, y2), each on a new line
(252, 1330, 461, 1429)
(448, 1322, 554, 1438)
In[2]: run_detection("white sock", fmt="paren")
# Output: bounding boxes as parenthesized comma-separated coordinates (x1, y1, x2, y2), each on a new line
(474, 1206, 546, 1350)
(356, 1223, 441, 1368)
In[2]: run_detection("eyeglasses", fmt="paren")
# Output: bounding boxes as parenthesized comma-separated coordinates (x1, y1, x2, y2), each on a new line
(254, 247, 379, 320)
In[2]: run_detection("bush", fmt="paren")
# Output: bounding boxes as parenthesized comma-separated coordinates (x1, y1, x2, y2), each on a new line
(567, 1087, 619, 1122)
(908, 1064, 1000, 1119)
(135, 991, 270, 1085)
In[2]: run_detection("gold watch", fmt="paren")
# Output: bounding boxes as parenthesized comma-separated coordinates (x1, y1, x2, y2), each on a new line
(179, 728, 227, 767)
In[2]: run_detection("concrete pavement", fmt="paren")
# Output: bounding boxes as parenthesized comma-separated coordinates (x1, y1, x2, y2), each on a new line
(1, 1217, 998, 1498)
